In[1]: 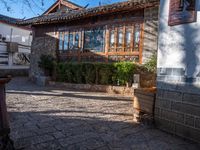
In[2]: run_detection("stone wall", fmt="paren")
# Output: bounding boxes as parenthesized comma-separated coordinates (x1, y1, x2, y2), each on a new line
(0, 69, 28, 77)
(49, 81, 134, 96)
(30, 31, 57, 80)
(155, 84, 200, 143)
(156, 0, 200, 143)
(142, 6, 159, 64)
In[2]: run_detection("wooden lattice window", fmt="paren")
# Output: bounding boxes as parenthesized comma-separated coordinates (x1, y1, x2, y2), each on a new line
(58, 22, 143, 63)
(84, 27, 105, 52)
(108, 23, 142, 53)
(59, 31, 81, 51)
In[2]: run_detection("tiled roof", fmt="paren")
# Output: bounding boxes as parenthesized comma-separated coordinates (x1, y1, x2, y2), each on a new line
(62, 0, 83, 8)
(18, 0, 159, 26)
(43, 0, 84, 15)
(0, 14, 22, 24)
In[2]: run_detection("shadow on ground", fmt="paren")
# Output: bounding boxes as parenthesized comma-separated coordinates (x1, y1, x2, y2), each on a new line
(5, 78, 200, 150)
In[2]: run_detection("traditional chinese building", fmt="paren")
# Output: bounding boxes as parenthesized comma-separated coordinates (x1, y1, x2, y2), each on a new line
(18, 0, 159, 78)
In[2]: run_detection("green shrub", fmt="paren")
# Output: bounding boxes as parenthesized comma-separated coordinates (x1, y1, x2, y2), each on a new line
(143, 54, 157, 73)
(55, 63, 67, 82)
(81, 63, 96, 84)
(54, 62, 138, 86)
(113, 62, 135, 85)
(96, 63, 114, 85)
(72, 63, 83, 84)
(38, 54, 55, 76)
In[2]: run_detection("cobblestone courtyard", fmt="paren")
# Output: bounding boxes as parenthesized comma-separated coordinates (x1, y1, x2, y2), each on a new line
(5, 78, 200, 150)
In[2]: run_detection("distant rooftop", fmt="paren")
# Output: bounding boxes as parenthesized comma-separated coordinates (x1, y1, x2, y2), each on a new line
(0, 14, 22, 24)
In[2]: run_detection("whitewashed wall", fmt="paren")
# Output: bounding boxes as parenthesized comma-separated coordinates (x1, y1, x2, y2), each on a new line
(0, 22, 32, 69)
(155, 0, 200, 142)
(158, 0, 200, 81)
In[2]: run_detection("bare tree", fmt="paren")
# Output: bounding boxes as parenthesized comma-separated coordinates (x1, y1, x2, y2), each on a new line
(0, 0, 117, 16)
(0, 0, 46, 15)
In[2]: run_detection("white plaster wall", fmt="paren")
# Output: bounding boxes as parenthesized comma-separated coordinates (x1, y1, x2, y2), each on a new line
(0, 22, 32, 69)
(158, 0, 200, 78)
(0, 22, 32, 46)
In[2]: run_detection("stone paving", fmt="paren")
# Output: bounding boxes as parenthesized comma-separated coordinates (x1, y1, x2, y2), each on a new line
(5, 77, 200, 150)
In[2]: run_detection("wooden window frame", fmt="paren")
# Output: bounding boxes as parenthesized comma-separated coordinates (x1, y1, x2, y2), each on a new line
(107, 23, 143, 63)
(58, 22, 144, 63)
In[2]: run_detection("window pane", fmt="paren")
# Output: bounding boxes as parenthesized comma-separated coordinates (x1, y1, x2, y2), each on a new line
(69, 33, 74, 50)
(74, 32, 79, 48)
(59, 32, 63, 50)
(134, 24, 141, 51)
(64, 33, 69, 50)
(84, 27, 105, 52)
(126, 30, 131, 47)
(118, 29, 123, 47)
(110, 30, 115, 48)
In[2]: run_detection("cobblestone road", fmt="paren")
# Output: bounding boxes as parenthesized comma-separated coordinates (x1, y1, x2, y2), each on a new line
(6, 78, 200, 150)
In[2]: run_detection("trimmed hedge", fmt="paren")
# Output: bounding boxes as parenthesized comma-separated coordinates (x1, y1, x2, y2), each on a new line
(55, 62, 137, 86)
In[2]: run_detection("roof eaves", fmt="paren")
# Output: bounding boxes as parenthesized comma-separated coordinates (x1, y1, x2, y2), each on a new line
(18, 0, 159, 25)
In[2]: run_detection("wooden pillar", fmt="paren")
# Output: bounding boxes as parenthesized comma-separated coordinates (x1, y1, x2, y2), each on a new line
(139, 23, 144, 64)
(0, 77, 14, 149)
(105, 25, 109, 62)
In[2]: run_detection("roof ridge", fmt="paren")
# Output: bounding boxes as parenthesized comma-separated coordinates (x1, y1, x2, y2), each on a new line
(18, 0, 159, 25)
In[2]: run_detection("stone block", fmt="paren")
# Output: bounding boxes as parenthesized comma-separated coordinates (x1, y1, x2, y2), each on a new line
(171, 102, 200, 117)
(172, 68, 185, 76)
(0, 69, 29, 77)
(195, 118, 200, 129)
(183, 93, 200, 106)
(157, 75, 167, 82)
(161, 109, 184, 124)
(175, 123, 200, 143)
(154, 107, 160, 117)
(155, 117, 175, 133)
(163, 90, 182, 101)
(185, 115, 195, 127)
(155, 98, 171, 109)
(36, 76, 50, 86)
(156, 89, 164, 98)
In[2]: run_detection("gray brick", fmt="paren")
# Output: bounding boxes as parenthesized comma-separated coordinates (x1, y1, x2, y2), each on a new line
(183, 93, 200, 106)
(184, 77, 197, 83)
(195, 118, 200, 129)
(175, 123, 200, 143)
(166, 76, 182, 82)
(171, 102, 200, 117)
(156, 89, 164, 98)
(185, 115, 195, 127)
(161, 110, 184, 124)
(163, 90, 182, 101)
(157, 75, 167, 81)
(155, 98, 171, 109)
(172, 68, 185, 76)
(154, 107, 160, 116)
(155, 117, 175, 133)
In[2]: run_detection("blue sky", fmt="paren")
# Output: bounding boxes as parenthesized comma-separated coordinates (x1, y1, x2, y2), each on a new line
(0, 0, 126, 19)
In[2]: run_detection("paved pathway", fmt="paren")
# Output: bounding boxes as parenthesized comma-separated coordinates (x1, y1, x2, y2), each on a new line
(5, 78, 200, 150)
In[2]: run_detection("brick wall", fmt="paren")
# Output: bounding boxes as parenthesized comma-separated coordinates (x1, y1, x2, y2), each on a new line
(155, 67, 200, 143)
(0, 69, 28, 77)
(155, 86, 200, 143)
